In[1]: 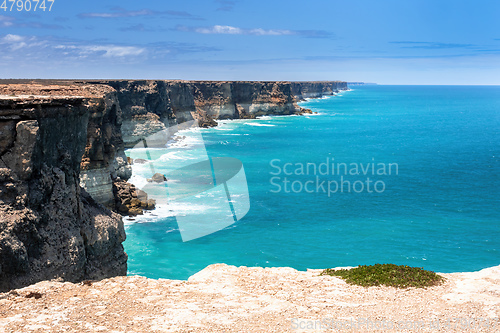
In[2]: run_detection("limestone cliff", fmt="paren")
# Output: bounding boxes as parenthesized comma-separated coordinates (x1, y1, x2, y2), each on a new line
(79, 88, 131, 207)
(291, 81, 348, 100)
(1, 264, 498, 332)
(102, 80, 347, 147)
(0, 83, 127, 292)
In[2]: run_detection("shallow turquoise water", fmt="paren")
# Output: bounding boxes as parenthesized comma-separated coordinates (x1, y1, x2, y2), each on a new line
(124, 85, 500, 279)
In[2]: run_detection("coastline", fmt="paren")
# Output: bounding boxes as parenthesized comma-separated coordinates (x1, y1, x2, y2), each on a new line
(121, 91, 351, 226)
(0, 80, 347, 291)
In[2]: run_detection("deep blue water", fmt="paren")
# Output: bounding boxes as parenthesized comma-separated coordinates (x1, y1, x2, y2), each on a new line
(124, 85, 500, 279)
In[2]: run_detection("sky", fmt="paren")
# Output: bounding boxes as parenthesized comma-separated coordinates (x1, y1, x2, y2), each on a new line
(0, 0, 499, 84)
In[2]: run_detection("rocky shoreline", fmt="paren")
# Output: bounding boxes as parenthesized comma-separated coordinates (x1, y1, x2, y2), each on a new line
(0, 80, 347, 291)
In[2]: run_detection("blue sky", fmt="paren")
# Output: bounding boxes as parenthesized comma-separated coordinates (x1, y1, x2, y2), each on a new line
(1, 0, 499, 84)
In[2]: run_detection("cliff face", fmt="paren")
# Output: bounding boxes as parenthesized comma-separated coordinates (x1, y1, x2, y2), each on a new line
(79, 89, 131, 207)
(291, 81, 348, 100)
(191, 81, 299, 120)
(0, 79, 346, 291)
(0, 84, 127, 292)
(103, 80, 347, 147)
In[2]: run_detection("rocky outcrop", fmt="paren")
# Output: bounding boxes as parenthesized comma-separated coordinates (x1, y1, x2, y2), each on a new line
(112, 179, 155, 216)
(0, 85, 127, 292)
(148, 173, 167, 183)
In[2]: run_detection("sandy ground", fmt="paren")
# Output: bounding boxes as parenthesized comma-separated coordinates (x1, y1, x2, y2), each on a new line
(0, 264, 499, 332)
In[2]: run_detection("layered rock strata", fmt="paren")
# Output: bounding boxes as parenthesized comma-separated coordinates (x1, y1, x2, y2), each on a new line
(291, 81, 347, 100)
(0, 84, 127, 292)
(102, 80, 347, 147)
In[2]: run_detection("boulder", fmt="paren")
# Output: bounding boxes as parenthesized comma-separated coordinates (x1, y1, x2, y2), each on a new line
(148, 173, 167, 183)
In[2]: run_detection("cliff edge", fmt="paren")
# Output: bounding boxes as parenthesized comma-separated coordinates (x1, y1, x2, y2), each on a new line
(0, 264, 498, 332)
(0, 83, 127, 292)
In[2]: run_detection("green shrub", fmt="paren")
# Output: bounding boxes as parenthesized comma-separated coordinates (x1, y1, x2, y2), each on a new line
(320, 263, 444, 288)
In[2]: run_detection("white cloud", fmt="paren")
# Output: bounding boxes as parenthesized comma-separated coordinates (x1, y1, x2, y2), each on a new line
(248, 28, 294, 36)
(0, 34, 145, 59)
(177, 25, 329, 38)
(80, 45, 145, 57)
(82, 9, 152, 18)
(0, 15, 63, 29)
(2, 34, 25, 42)
(79, 8, 202, 20)
(196, 25, 243, 34)
(1, 34, 32, 51)
(0, 15, 14, 27)
(194, 25, 294, 36)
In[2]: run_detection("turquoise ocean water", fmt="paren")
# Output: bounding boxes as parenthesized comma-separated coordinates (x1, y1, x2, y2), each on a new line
(124, 85, 500, 279)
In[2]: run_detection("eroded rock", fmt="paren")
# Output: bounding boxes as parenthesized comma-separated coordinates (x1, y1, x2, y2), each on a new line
(0, 86, 127, 292)
(112, 179, 155, 216)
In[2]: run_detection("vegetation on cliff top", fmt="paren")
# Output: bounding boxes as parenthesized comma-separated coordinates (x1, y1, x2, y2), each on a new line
(321, 263, 445, 288)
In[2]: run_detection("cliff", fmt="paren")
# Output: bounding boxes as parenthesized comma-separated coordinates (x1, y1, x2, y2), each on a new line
(0, 83, 127, 292)
(0, 79, 346, 291)
(79, 87, 131, 207)
(291, 81, 348, 100)
(102, 80, 347, 147)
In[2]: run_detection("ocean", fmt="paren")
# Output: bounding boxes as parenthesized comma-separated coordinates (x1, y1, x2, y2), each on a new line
(124, 85, 500, 280)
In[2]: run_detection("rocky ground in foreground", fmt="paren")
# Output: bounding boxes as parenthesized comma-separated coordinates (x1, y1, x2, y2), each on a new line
(0, 264, 499, 332)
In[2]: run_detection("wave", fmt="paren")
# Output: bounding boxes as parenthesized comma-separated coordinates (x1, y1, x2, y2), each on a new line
(244, 123, 276, 127)
(167, 135, 204, 150)
(304, 112, 323, 117)
(128, 174, 149, 190)
(157, 150, 204, 162)
(123, 199, 220, 226)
